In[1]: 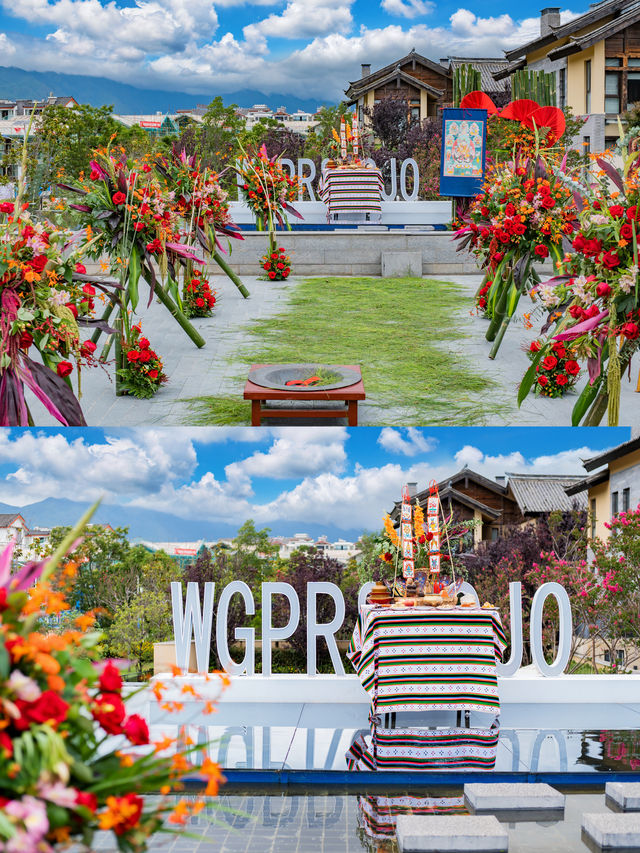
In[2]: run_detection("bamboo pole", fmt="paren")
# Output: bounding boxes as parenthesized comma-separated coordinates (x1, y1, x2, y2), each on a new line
(212, 251, 250, 298)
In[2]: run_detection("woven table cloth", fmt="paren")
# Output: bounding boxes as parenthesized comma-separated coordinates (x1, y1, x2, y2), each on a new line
(347, 606, 507, 715)
(319, 167, 383, 221)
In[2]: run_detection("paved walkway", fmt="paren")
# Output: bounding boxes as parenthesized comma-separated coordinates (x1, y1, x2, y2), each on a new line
(27, 272, 638, 427)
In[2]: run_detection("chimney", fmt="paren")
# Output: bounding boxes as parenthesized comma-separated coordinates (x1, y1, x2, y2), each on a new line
(540, 7, 561, 36)
(361, 63, 371, 78)
(407, 482, 418, 498)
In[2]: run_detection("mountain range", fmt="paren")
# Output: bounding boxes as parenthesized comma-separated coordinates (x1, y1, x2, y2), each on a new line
(0, 66, 329, 115)
(0, 498, 363, 543)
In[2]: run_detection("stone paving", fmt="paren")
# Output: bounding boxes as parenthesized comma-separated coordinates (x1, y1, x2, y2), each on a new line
(27, 272, 639, 426)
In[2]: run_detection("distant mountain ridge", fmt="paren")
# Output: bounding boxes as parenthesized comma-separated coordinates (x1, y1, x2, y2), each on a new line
(0, 498, 362, 542)
(0, 66, 328, 115)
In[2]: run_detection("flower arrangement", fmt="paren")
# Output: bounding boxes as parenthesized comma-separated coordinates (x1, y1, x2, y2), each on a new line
(261, 245, 291, 280)
(0, 509, 225, 852)
(528, 338, 581, 398)
(519, 148, 640, 425)
(182, 271, 217, 318)
(237, 144, 301, 232)
(117, 323, 168, 398)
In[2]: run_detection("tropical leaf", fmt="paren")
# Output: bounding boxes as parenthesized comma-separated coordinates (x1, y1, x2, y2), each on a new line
(571, 377, 601, 426)
(0, 367, 29, 425)
(20, 358, 87, 427)
(128, 245, 141, 312)
(517, 347, 544, 406)
(595, 157, 625, 194)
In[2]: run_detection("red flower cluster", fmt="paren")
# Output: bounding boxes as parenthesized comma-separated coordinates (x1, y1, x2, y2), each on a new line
(119, 324, 168, 398)
(261, 245, 291, 281)
(91, 662, 150, 744)
(183, 270, 217, 318)
(529, 339, 581, 398)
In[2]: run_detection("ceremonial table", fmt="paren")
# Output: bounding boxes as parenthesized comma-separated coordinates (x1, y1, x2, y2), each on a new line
(319, 166, 384, 222)
(347, 605, 507, 717)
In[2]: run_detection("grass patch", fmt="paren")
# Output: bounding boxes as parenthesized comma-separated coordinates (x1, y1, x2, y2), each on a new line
(186, 276, 511, 425)
(181, 396, 252, 425)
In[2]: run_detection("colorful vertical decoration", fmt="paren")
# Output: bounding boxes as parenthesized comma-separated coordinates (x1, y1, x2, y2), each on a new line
(427, 482, 441, 589)
(352, 113, 359, 159)
(400, 485, 414, 579)
(340, 117, 347, 159)
(439, 107, 488, 198)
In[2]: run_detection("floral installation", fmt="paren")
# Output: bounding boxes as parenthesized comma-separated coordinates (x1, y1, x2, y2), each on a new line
(117, 323, 168, 399)
(182, 271, 217, 318)
(0, 507, 226, 853)
(260, 245, 291, 281)
(527, 338, 581, 398)
(0, 120, 117, 426)
(237, 144, 301, 232)
(519, 147, 640, 425)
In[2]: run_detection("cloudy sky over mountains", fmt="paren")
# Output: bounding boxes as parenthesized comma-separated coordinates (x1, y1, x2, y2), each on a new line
(0, 427, 627, 536)
(0, 0, 580, 100)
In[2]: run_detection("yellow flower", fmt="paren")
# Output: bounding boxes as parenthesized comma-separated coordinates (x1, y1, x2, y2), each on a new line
(383, 514, 400, 547)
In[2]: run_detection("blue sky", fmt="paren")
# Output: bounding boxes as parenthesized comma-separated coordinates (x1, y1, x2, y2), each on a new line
(0, 426, 628, 537)
(0, 1, 585, 100)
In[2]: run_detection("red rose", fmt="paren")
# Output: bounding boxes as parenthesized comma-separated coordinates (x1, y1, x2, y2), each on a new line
(601, 250, 620, 269)
(0, 731, 12, 758)
(80, 340, 97, 359)
(565, 360, 580, 375)
(138, 349, 152, 363)
(268, 271, 276, 279)
(65, 302, 78, 319)
(127, 350, 140, 362)
(56, 361, 73, 378)
(143, 164, 152, 173)
(417, 534, 426, 544)
(621, 223, 633, 240)
(492, 252, 504, 262)
(583, 238, 602, 257)
(513, 223, 526, 235)
(569, 305, 586, 320)
(276, 262, 285, 269)
(529, 340, 541, 353)
(74, 262, 87, 274)
(537, 375, 549, 386)
(133, 222, 145, 231)
(75, 790, 98, 812)
(19, 330, 33, 349)
(138, 337, 150, 350)
(551, 342, 566, 358)
(534, 244, 549, 258)
(111, 794, 144, 835)
(14, 691, 70, 730)
(596, 281, 612, 298)
(572, 234, 586, 252)
(505, 203, 515, 216)
(89, 169, 101, 181)
(542, 355, 558, 371)
(263, 263, 270, 270)
(99, 660, 122, 693)
(525, 192, 534, 202)
(29, 254, 48, 273)
(279, 248, 286, 254)
(0, 589, 8, 612)
(425, 531, 434, 542)
(195, 297, 205, 307)
(112, 192, 126, 205)
(609, 205, 624, 218)
(556, 374, 568, 386)
(542, 196, 555, 209)
(0, 201, 14, 213)
(626, 206, 639, 222)
(621, 321, 640, 340)
(271, 252, 278, 259)
(93, 692, 126, 735)
(148, 369, 158, 379)
(82, 284, 96, 297)
(123, 714, 150, 745)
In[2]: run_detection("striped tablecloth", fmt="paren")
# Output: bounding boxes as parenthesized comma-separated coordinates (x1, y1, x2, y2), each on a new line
(347, 606, 507, 715)
(319, 167, 384, 221)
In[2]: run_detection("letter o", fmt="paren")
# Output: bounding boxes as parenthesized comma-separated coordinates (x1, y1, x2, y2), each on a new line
(530, 582, 572, 677)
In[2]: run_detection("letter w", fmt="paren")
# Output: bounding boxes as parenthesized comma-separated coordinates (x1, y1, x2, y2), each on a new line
(171, 581, 215, 673)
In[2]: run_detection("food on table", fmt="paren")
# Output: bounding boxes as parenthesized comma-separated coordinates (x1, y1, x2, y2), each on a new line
(460, 594, 477, 607)
(368, 581, 392, 607)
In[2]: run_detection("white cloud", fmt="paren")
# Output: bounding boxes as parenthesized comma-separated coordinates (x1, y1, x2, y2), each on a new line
(243, 0, 353, 42)
(0, 32, 15, 55)
(378, 427, 437, 457)
(381, 0, 434, 20)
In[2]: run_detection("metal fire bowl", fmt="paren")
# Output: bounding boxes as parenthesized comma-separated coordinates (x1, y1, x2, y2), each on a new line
(248, 364, 361, 392)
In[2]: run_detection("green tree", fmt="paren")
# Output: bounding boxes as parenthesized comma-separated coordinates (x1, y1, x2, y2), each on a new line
(177, 95, 245, 180)
(108, 589, 174, 679)
(303, 102, 352, 160)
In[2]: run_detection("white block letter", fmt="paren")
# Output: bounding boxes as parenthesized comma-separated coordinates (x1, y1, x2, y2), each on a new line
(261, 582, 300, 677)
(216, 581, 255, 676)
(530, 582, 572, 677)
(171, 581, 215, 673)
(307, 582, 346, 675)
(496, 582, 524, 677)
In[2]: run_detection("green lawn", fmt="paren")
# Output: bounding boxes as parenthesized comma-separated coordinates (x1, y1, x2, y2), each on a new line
(185, 276, 510, 425)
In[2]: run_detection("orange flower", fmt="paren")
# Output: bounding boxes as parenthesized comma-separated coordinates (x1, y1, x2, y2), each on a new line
(153, 735, 176, 753)
(200, 757, 225, 796)
(98, 794, 143, 835)
(75, 612, 96, 631)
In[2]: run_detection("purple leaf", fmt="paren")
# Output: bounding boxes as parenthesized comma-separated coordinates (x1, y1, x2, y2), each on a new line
(0, 540, 15, 587)
(69, 204, 92, 213)
(282, 202, 304, 220)
(596, 158, 624, 193)
(20, 358, 87, 426)
(0, 368, 29, 425)
(166, 242, 202, 261)
(89, 160, 108, 180)
(554, 309, 609, 342)
(56, 183, 87, 195)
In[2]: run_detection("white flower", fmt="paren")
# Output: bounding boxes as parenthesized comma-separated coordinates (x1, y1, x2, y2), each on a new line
(538, 283, 561, 308)
(8, 670, 41, 702)
(572, 275, 595, 305)
(589, 214, 608, 226)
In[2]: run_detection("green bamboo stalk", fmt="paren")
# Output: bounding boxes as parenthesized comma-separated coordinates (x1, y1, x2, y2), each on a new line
(115, 313, 125, 396)
(212, 251, 250, 298)
(91, 299, 116, 345)
(153, 280, 206, 347)
(488, 307, 516, 360)
(486, 284, 509, 341)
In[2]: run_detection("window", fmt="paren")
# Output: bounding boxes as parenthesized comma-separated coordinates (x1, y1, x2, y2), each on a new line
(409, 98, 420, 123)
(490, 527, 499, 541)
(612, 491, 619, 516)
(585, 59, 592, 113)
(559, 68, 566, 109)
(591, 498, 597, 539)
(605, 71, 621, 115)
(584, 135, 591, 155)
(629, 71, 640, 107)
(623, 488, 630, 512)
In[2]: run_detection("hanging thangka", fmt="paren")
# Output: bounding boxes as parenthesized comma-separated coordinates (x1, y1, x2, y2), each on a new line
(439, 108, 487, 198)
(427, 481, 441, 589)
(400, 485, 414, 580)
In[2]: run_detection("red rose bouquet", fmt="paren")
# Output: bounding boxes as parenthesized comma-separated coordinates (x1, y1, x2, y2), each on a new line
(237, 144, 301, 232)
(260, 245, 291, 281)
(117, 323, 168, 398)
(0, 508, 225, 852)
(528, 338, 581, 398)
(519, 149, 640, 425)
(183, 270, 217, 318)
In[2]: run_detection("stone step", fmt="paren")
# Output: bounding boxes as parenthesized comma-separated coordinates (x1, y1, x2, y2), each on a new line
(582, 812, 640, 849)
(606, 782, 640, 812)
(395, 814, 508, 852)
(464, 782, 565, 819)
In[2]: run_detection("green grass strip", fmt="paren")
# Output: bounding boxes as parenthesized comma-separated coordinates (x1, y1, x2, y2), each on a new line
(185, 276, 509, 425)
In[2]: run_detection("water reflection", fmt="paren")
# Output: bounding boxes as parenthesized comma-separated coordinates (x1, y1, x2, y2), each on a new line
(356, 793, 466, 851)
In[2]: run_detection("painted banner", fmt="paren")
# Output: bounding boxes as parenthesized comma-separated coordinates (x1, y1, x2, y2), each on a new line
(439, 108, 487, 198)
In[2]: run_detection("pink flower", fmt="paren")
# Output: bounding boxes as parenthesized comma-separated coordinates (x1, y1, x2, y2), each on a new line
(37, 781, 78, 808)
(8, 671, 41, 702)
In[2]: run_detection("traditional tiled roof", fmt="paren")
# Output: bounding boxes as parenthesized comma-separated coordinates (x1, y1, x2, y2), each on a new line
(447, 57, 511, 92)
(504, 0, 630, 61)
(0, 513, 23, 527)
(582, 435, 640, 472)
(565, 469, 610, 497)
(549, 1, 640, 60)
(506, 473, 588, 513)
